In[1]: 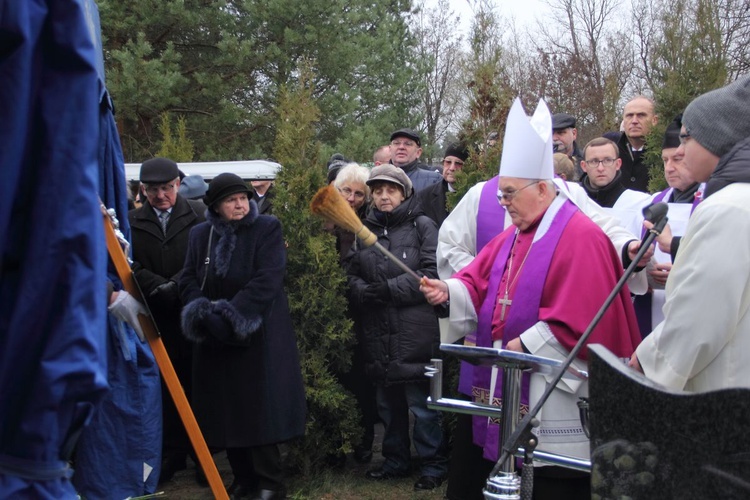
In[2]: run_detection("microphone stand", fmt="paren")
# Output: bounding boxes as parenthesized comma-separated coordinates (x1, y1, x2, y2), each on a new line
(489, 210, 669, 497)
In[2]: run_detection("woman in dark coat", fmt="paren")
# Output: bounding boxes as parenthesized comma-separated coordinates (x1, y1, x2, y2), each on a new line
(179, 173, 305, 500)
(346, 164, 448, 491)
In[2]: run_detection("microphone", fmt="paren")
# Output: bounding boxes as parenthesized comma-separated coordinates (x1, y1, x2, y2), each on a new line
(641, 202, 669, 243)
(642, 202, 668, 226)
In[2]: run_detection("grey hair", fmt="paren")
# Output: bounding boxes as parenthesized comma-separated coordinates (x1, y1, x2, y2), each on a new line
(334, 163, 371, 199)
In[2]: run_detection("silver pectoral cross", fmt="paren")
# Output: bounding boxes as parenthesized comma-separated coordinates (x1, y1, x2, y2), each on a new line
(498, 293, 512, 321)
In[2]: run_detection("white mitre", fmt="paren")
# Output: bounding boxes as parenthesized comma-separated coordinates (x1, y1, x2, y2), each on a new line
(498, 98, 554, 180)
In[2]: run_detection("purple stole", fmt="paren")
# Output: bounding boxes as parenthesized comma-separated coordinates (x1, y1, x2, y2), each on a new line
(476, 176, 506, 250)
(640, 188, 702, 238)
(471, 200, 578, 461)
(458, 177, 506, 394)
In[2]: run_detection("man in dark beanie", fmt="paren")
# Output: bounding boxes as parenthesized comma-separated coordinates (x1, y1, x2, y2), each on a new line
(128, 157, 207, 484)
(632, 74, 750, 392)
(417, 142, 469, 226)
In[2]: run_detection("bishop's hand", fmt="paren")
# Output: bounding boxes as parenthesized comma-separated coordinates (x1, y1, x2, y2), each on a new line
(420, 277, 449, 306)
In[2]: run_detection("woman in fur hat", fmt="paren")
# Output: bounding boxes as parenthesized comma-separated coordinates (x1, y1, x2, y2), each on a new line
(179, 173, 305, 500)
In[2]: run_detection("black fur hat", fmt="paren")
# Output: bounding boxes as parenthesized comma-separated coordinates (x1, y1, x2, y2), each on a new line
(204, 173, 251, 208)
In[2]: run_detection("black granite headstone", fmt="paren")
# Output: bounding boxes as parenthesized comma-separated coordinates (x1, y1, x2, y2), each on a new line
(587, 344, 750, 499)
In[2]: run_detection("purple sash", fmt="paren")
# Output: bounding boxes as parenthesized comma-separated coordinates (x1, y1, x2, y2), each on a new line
(476, 176, 505, 251)
(458, 176, 506, 393)
(470, 200, 578, 461)
(640, 188, 702, 237)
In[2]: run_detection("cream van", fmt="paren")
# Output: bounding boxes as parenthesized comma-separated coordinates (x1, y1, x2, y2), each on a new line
(124, 160, 281, 181)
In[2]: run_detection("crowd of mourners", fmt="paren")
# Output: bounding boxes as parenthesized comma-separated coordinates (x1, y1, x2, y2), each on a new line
(79, 74, 750, 500)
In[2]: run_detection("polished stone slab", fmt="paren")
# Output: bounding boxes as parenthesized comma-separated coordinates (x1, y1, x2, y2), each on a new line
(587, 344, 750, 499)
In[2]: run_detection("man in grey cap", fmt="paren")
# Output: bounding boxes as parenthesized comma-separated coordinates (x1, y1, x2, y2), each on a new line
(631, 74, 750, 392)
(179, 174, 209, 200)
(129, 157, 206, 483)
(389, 128, 442, 192)
(552, 112, 583, 180)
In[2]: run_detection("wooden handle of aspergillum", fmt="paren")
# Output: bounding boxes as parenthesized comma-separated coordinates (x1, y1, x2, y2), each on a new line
(354, 224, 378, 246)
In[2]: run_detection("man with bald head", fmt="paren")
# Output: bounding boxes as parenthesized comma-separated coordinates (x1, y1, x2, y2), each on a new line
(615, 96, 659, 192)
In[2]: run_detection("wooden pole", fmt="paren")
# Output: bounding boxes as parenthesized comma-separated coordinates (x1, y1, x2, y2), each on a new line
(102, 206, 228, 500)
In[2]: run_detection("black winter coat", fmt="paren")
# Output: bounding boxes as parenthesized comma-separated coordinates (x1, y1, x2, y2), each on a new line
(615, 132, 650, 192)
(179, 201, 306, 448)
(129, 195, 205, 368)
(416, 179, 449, 227)
(346, 195, 441, 385)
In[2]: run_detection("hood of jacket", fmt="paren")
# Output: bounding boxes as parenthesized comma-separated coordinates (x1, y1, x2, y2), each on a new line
(704, 135, 750, 198)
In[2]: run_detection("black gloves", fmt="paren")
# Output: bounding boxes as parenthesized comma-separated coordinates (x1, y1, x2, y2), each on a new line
(147, 280, 178, 308)
(362, 283, 390, 304)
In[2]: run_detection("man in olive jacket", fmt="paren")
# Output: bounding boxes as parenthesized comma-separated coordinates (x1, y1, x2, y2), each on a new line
(128, 157, 206, 483)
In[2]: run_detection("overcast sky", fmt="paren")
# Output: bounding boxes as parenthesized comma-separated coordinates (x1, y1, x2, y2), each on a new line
(423, 0, 550, 38)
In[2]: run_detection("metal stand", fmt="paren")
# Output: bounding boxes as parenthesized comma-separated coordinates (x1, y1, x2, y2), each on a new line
(426, 348, 589, 500)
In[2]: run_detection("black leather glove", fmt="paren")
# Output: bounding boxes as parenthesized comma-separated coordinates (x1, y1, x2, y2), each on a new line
(362, 283, 390, 304)
(150, 280, 177, 297)
(148, 280, 178, 308)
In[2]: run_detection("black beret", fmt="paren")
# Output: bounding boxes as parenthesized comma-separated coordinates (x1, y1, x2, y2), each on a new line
(140, 157, 180, 184)
(552, 113, 577, 130)
(662, 114, 683, 150)
(203, 172, 251, 208)
(444, 142, 469, 162)
(390, 128, 421, 147)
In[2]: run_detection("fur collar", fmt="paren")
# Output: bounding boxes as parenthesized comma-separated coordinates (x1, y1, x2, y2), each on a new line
(205, 200, 260, 278)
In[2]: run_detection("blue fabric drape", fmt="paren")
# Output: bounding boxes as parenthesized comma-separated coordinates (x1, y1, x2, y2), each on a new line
(0, 0, 107, 497)
(0, 1, 161, 497)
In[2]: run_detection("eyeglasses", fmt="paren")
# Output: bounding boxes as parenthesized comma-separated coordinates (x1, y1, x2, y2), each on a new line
(679, 132, 691, 145)
(443, 159, 465, 167)
(338, 187, 366, 199)
(391, 140, 417, 148)
(144, 183, 176, 195)
(498, 181, 540, 203)
(584, 158, 616, 168)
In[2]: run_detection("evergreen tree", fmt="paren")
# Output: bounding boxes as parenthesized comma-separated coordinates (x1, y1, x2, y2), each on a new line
(156, 113, 194, 162)
(271, 64, 360, 474)
(100, 0, 422, 163)
(642, 0, 729, 191)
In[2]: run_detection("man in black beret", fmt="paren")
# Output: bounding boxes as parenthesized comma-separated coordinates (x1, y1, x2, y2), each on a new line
(552, 112, 584, 181)
(389, 128, 442, 192)
(128, 157, 207, 484)
(417, 142, 469, 226)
